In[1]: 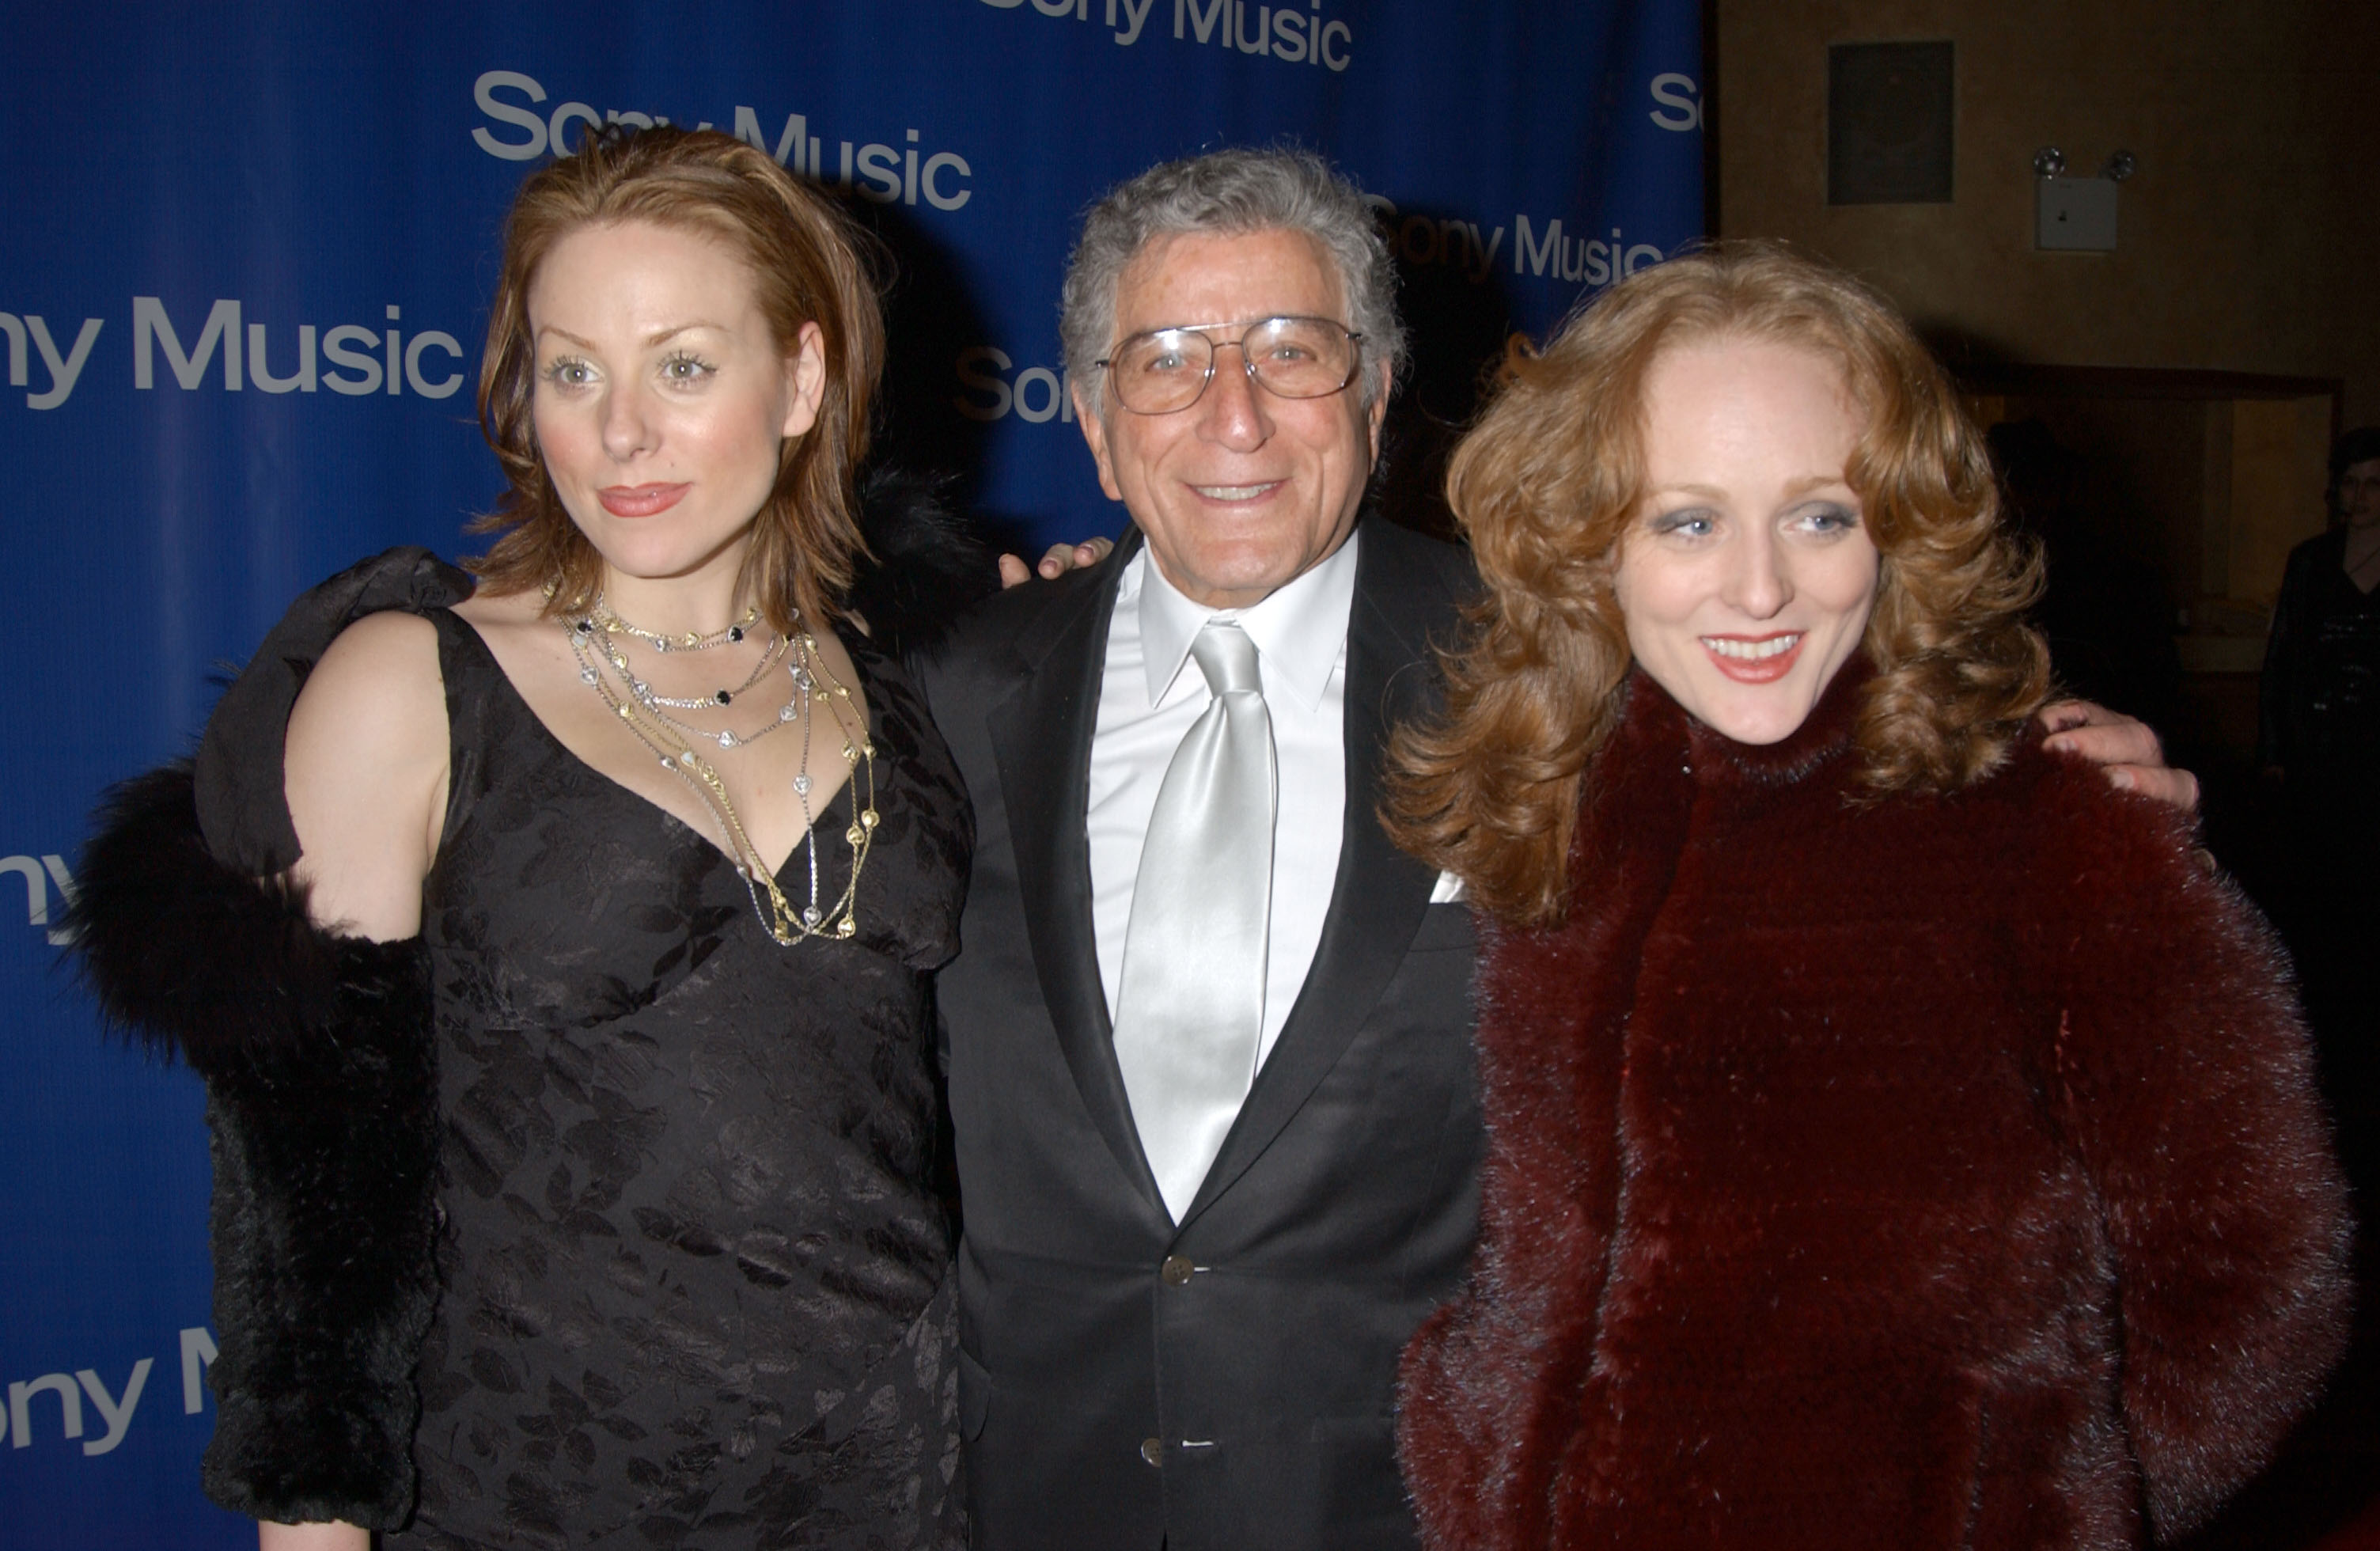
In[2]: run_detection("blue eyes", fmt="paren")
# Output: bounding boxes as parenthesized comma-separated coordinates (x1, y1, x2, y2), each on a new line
(1644, 502, 1859, 540)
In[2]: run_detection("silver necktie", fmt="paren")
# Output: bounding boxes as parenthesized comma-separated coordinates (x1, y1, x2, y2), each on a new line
(1113, 620, 1277, 1222)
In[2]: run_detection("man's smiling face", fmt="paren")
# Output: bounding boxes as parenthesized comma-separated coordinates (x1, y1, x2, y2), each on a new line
(1074, 226, 1388, 610)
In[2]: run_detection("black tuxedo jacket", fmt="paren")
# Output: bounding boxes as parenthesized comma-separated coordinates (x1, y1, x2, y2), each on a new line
(917, 518, 1484, 1551)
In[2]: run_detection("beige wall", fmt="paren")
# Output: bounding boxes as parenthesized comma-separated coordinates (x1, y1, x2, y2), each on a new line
(1714, 0, 2380, 425)
(2228, 395, 2337, 597)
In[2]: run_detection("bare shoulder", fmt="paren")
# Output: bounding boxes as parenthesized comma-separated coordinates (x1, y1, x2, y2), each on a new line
(291, 611, 446, 749)
(285, 611, 449, 941)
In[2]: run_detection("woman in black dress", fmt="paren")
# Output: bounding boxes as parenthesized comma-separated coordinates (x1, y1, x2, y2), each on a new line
(74, 127, 975, 1550)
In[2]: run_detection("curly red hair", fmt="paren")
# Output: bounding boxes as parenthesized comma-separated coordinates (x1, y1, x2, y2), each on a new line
(1385, 242, 2048, 927)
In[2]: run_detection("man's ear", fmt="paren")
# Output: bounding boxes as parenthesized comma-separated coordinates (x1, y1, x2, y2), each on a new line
(1363, 358, 1391, 462)
(1074, 382, 1124, 502)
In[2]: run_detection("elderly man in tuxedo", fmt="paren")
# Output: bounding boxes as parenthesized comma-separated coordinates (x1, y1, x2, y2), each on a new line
(920, 147, 2189, 1551)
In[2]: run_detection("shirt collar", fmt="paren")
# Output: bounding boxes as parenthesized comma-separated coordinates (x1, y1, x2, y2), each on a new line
(1128, 527, 1362, 713)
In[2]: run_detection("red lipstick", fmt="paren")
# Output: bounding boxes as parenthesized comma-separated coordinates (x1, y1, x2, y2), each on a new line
(1700, 632, 1803, 684)
(597, 483, 690, 518)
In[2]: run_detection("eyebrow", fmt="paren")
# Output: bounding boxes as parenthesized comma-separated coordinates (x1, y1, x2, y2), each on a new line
(1119, 314, 1341, 337)
(536, 322, 725, 350)
(1647, 474, 1855, 502)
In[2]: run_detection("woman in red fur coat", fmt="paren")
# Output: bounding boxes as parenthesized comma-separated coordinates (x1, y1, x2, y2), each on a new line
(1384, 243, 2352, 1549)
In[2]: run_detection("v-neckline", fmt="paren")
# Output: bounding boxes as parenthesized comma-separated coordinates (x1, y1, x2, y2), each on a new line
(2344, 529, 2380, 597)
(445, 612, 872, 887)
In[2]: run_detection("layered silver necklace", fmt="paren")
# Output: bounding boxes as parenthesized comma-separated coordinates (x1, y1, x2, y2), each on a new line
(564, 593, 877, 944)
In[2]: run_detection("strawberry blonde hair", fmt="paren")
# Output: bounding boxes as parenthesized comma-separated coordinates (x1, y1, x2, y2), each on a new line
(1384, 242, 2048, 927)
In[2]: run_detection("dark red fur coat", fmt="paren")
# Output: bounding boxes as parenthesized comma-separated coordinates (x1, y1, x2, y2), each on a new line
(1397, 669, 2352, 1550)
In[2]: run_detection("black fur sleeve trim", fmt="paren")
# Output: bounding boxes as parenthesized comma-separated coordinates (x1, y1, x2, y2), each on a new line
(848, 468, 999, 659)
(69, 764, 438, 1529)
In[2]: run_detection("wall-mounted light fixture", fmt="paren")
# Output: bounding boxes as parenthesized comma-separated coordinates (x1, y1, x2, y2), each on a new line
(2034, 147, 2136, 252)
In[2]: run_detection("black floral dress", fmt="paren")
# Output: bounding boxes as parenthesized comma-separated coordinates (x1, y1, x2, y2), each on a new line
(208, 557, 972, 1549)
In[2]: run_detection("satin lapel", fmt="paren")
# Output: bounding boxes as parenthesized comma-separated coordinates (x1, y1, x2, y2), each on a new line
(984, 536, 1167, 1215)
(1180, 527, 1449, 1226)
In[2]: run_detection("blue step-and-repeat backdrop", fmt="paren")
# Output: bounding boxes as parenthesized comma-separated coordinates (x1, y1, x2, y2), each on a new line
(0, 2, 1700, 1542)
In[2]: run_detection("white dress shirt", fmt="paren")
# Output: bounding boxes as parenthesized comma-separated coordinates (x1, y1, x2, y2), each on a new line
(1089, 534, 1360, 1069)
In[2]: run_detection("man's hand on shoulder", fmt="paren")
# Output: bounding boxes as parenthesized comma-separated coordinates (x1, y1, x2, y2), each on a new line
(999, 537, 1115, 589)
(2038, 699, 2200, 813)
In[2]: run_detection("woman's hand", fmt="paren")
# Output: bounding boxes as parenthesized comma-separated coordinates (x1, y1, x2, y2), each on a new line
(999, 537, 1115, 588)
(2038, 699, 2199, 813)
(259, 1520, 370, 1551)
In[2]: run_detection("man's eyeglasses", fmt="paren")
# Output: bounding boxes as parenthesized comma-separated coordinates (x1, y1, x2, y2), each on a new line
(1097, 316, 1363, 415)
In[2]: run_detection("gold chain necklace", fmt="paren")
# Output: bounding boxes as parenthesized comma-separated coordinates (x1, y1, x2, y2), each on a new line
(565, 605, 877, 944)
(578, 620, 799, 738)
(592, 597, 761, 652)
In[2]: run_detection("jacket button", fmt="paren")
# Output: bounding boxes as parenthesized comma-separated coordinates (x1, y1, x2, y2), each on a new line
(1162, 1254, 1194, 1286)
(1141, 1436, 1163, 1467)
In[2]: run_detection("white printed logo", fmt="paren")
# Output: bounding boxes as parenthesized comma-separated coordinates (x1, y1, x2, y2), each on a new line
(1369, 199, 1505, 285)
(2, 853, 75, 946)
(1367, 199, 1668, 290)
(978, 0, 1351, 69)
(0, 314, 103, 411)
(1649, 73, 1702, 132)
(953, 347, 1078, 425)
(2, 1329, 215, 1458)
(472, 71, 976, 211)
(134, 299, 465, 400)
(0, 299, 466, 411)
(1513, 221, 1668, 286)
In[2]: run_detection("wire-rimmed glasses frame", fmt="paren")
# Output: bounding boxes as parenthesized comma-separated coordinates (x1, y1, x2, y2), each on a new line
(1095, 315, 1365, 415)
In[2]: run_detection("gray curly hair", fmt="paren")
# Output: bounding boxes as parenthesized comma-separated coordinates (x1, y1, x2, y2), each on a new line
(1059, 146, 1408, 422)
